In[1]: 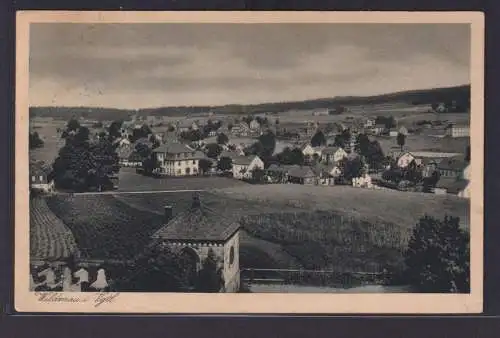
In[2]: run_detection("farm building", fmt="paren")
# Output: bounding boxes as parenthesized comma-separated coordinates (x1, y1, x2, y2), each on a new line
(152, 143, 206, 176)
(287, 166, 317, 185)
(231, 155, 265, 180)
(152, 193, 241, 292)
(445, 123, 470, 138)
(320, 146, 348, 164)
(30, 161, 54, 193)
(436, 155, 469, 179)
(434, 178, 470, 198)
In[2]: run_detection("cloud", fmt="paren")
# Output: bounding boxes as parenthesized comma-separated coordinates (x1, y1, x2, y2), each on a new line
(29, 23, 470, 108)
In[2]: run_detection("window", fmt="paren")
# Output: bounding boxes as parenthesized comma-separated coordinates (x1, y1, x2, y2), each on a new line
(192, 160, 196, 164)
(31, 175, 36, 182)
(40, 176, 43, 181)
(177, 161, 181, 166)
(229, 246, 235, 266)
(177, 169, 181, 175)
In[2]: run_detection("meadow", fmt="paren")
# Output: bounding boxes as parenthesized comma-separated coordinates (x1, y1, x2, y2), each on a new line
(33, 185, 468, 275)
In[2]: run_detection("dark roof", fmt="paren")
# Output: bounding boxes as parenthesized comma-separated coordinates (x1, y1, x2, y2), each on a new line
(232, 155, 257, 166)
(153, 143, 194, 154)
(267, 164, 296, 173)
(435, 178, 469, 194)
(288, 165, 316, 178)
(322, 146, 342, 155)
(152, 194, 240, 242)
(437, 155, 468, 171)
(30, 161, 51, 177)
(128, 151, 143, 162)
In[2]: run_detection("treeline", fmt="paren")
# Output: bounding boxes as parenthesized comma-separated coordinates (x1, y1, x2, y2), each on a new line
(30, 85, 470, 120)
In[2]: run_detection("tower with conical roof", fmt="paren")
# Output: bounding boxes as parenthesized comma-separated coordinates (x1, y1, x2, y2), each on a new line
(151, 192, 241, 292)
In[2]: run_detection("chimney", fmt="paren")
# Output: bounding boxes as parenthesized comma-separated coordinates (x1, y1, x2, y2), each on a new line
(164, 205, 173, 222)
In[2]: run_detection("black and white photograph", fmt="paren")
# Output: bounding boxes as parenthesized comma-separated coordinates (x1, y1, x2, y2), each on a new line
(16, 11, 484, 313)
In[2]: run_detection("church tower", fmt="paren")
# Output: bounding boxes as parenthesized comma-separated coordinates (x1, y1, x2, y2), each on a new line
(151, 193, 241, 292)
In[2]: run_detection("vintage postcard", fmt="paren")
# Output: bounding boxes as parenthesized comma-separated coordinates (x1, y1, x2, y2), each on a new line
(15, 11, 484, 313)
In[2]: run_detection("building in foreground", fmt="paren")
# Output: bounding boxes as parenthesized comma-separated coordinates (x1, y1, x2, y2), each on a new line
(151, 194, 241, 292)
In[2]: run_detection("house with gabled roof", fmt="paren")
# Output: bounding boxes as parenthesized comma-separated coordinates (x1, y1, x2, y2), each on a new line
(151, 193, 241, 292)
(30, 161, 54, 193)
(153, 143, 206, 176)
(320, 146, 348, 164)
(230, 155, 264, 180)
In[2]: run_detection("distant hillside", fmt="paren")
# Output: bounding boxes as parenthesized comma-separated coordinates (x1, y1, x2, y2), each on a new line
(30, 84, 470, 121)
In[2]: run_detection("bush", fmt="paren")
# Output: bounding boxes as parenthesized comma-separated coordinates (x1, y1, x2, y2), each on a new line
(404, 215, 469, 293)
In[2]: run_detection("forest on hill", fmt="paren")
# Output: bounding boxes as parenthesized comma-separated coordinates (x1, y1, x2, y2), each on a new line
(30, 84, 470, 121)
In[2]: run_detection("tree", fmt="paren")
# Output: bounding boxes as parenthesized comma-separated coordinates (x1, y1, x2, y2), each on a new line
(397, 132, 406, 151)
(354, 133, 370, 155)
(52, 120, 119, 192)
(276, 147, 304, 166)
(275, 118, 280, 125)
(339, 156, 365, 183)
(216, 133, 229, 145)
(67, 118, 80, 132)
(365, 140, 385, 170)
(112, 245, 191, 292)
(198, 158, 212, 175)
(310, 130, 326, 147)
(257, 131, 276, 158)
(217, 156, 233, 172)
(205, 143, 223, 159)
(404, 215, 469, 293)
(135, 142, 152, 160)
(195, 249, 224, 292)
(142, 155, 160, 175)
(251, 167, 266, 183)
(108, 120, 123, 140)
(29, 132, 44, 149)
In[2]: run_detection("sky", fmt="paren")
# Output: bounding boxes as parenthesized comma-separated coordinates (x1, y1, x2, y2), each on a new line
(29, 23, 470, 109)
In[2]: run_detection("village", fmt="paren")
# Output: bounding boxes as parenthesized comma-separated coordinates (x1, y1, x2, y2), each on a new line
(31, 103, 471, 198)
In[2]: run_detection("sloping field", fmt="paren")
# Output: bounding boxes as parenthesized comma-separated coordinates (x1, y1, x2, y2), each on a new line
(30, 198, 78, 261)
(216, 184, 470, 229)
(46, 194, 165, 260)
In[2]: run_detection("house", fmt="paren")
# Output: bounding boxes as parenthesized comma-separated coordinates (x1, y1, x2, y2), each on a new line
(151, 193, 241, 292)
(445, 123, 470, 138)
(393, 151, 416, 169)
(320, 146, 348, 164)
(126, 151, 143, 168)
(117, 143, 134, 167)
(352, 174, 373, 188)
(230, 122, 252, 137)
(311, 164, 340, 186)
(249, 119, 261, 131)
(389, 129, 399, 137)
(398, 126, 409, 136)
(434, 178, 470, 198)
(231, 155, 264, 180)
(364, 118, 376, 128)
(152, 143, 206, 176)
(370, 124, 387, 135)
(301, 143, 324, 158)
(30, 161, 54, 193)
(287, 165, 317, 185)
(177, 120, 198, 133)
(437, 155, 468, 179)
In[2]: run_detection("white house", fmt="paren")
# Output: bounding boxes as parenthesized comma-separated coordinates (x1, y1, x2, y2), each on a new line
(249, 119, 261, 130)
(320, 146, 348, 164)
(152, 143, 206, 176)
(231, 155, 264, 180)
(395, 151, 416, 168)
(445, 123, 470, 138)
(301, 144, 324, 158)
(352, 174, 373, 188)
(30, 162, 54, 193)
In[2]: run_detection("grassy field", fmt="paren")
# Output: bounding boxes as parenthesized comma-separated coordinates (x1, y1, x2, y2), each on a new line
(375, 134, 470, 155)
(117, 168, 249, 192)
(29, 118, 67, 164)
(38, 185, 468, 275)
(216, 184, 470, 229)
